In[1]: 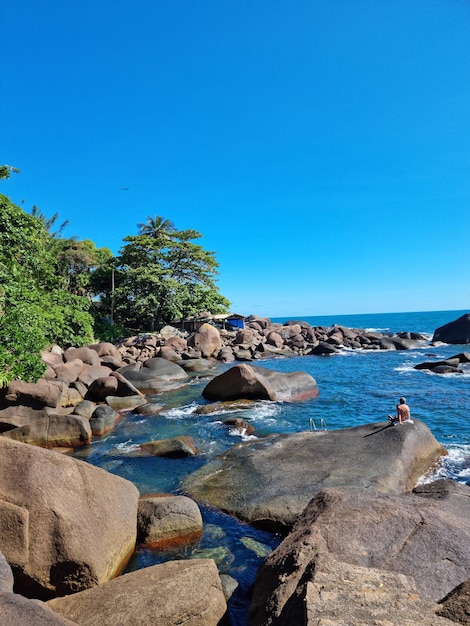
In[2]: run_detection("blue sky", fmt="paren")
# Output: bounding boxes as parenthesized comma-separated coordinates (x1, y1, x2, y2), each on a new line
(2, 1, 470, 317)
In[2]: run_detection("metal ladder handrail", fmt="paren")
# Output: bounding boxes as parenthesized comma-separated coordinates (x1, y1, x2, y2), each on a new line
(309, 418, 328, 431)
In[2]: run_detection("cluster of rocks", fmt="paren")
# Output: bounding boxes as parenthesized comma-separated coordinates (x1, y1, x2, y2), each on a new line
(184, 420, 470, 625)
(0, 437, 227, 624)
(1, 312, 469, 624)
(415, 352, 470, 375)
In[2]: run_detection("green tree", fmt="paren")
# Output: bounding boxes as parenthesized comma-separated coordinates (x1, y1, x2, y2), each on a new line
(109, 218, 230, 330)
(31, 205, 69, 238)
(0, 194, 94, 385)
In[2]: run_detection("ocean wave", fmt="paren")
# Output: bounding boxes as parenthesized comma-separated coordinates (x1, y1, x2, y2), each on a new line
(161, 403, 199, 419)
(418, 445, 470, 485)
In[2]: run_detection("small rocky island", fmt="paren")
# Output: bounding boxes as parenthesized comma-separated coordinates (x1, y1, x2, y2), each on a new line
(0, 313, 469, 625)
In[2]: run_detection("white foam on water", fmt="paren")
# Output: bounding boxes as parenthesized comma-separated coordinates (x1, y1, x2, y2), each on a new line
(114, 440, 140, 454)
(228, 427, 257, 441)
(417, 445, 470, 484)
(161, 403, 199, 419)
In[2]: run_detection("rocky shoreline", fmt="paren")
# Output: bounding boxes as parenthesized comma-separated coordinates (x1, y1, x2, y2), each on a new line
(1, 314, 470, 624)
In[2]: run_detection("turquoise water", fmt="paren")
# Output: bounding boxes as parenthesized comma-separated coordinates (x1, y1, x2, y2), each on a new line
(72, 309, 470, 624)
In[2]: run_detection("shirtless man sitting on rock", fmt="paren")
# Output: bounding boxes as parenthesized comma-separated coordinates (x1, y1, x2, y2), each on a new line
(388, 397, 412, 425)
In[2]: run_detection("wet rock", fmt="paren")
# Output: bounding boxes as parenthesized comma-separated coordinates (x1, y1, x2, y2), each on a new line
(139, 436, 199, 457)
(89, 405, 117, 437)
(137, 495, 203, 549)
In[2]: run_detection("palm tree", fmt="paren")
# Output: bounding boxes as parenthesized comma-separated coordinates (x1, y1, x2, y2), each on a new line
(31, 206, 69, 238)
(137, 215, 176, 242)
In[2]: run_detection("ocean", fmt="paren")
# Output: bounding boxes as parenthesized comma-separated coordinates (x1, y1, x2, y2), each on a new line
(71, 309, 470, 624)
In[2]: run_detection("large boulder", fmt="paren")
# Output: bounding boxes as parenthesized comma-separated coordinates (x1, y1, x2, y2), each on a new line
(249, 481, 470, 625)
(202, 363, 319, 402)
(184, 420, 447, 531)
(2, 380, 66, 409)
(0, 438, 139, 599)
(433, 313, 470, 344)
(187, 323, 222, 358)
(1, 414, 92, 449)
(119, 358, 188, 393)
(47, 559, 227, 626)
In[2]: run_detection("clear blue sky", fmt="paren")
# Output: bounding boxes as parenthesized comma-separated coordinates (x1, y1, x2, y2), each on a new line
(2, 1, 470, 317)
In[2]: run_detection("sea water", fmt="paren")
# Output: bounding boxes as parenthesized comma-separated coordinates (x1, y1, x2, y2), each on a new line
(71, 309, 470, 624)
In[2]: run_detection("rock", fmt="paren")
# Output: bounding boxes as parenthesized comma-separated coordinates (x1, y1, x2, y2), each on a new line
(310, 341, 338, 355)
(158, 345, 180, 361)
(219, 574, 239, 602)
(164, 336, 188, 353)
(89, 342, 122, 360)
(195, 399, 257, 415)
(1, 414, 92, 448)
(78, 365, 113, 386)
(2, 380, 64, 409)
(249, 481, 470, 625)
(137, 495, 203, 549)
(72, 400, 96, 420)
(184, 420, 447, 531)
(132, 402, 165, 416)
(223, 417, 255, 436)
(0, 592, 78, 625)
(0, 551, 14, 592)
(178, 358, 215, 374)
(301, 559, 455, 626)
(89, 405, 117, 437)
(41, 350, 65, 369)
(433, 313, 470, 344)
(87, 376, 119, 401)
(202, 363, 319, 402)
(46, 559, 227, 626)
(415, 358, 462, 371)
(139, 436, 199, 457)
(119, 358, 188, 392)
(64, 347, 100, 366)
(54, 359, 84, 384)
(187, 322, 222, 358)
(266, 331, 284, 348)
(105, 395, 148, 412)
(437, 578, 470, 625)
(0, 438, 139, 599)
(432, 365, 464, 374)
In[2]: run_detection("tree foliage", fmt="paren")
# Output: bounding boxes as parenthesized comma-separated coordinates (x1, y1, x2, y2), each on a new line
(92, 216, 230, 331)
(0, 194, 95, 385)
